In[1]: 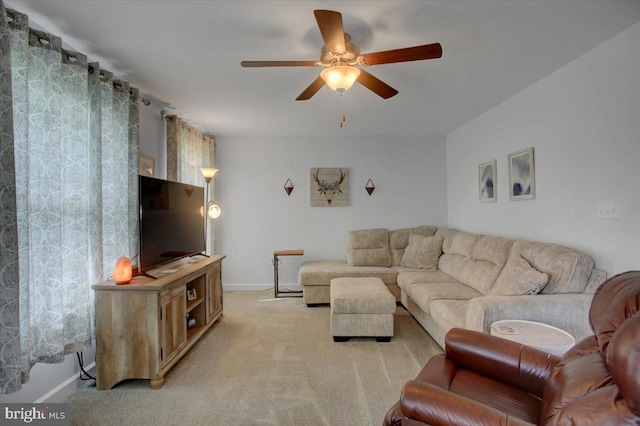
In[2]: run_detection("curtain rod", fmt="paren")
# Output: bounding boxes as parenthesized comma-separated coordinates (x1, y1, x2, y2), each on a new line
(136, 95, 151, 106)
(6, 9, 149, 107)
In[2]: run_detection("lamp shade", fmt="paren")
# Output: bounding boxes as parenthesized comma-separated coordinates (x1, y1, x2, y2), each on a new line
(320, 65, 361, 93)
(199, 167, 218, 183)
(207, 201, 222, 219)
(113, 256, 132, 285)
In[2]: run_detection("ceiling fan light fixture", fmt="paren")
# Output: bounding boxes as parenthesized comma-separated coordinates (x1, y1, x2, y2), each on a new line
(320, 65, 360, 93)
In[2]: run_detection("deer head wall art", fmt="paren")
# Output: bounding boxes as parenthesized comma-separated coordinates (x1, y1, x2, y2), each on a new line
(310, 168, 349, 207)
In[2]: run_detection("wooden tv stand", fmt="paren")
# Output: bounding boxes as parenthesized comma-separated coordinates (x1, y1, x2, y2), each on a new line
(92, 254, 225, 390)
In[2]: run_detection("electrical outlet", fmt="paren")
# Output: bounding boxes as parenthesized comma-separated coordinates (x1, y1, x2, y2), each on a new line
(597, 202, 620, 219)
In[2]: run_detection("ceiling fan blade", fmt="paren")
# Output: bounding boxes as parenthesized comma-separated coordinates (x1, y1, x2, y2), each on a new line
(360, 43, 442, 66)
(356, 69, 398, 99)
(314, 10, 346, 53)
(241, 60, 317, 67)
(296, 76, 326, 101)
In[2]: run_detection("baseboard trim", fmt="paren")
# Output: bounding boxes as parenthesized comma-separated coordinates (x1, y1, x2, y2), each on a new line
(35, 362, 96, 403)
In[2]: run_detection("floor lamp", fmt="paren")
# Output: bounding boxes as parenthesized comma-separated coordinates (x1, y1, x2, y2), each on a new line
(199, 167, 221, 255)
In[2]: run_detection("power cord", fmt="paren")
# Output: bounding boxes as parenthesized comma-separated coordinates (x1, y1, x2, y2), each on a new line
(76, 352, 95, 381)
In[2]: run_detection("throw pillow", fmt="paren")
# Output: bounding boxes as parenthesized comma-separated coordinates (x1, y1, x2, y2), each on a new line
(489, 255, 549, 296)
(401, 234, 443, 269)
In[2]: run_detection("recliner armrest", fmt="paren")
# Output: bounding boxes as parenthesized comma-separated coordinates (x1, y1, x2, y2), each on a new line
(445, 328, 559, 397)
(401, 380, 536, 426)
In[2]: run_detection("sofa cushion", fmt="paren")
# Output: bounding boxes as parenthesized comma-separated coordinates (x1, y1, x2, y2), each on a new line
(389, 226, 438, 266)
(489, 254, 549, 296)
(391, 266, 426, 273)
(406, 282, 483, 315)
(459, 235, 515, 295)
(584, 269, 607, 294)
(400, 234, 443, 270)
(346, 228, 391, 267)
(449, 232, 480, 257)
(507, 241, 593, 294)
(435, 227, 459, 254)
(298, 260, 397, 286)
(430, 299, 468, 332)
(397, 270, 459, 291)
(438, 232, 482, 283)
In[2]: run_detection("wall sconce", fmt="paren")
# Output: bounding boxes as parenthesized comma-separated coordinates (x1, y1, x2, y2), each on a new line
(365, 179, 375, 196)
(284, 179, 294, 196)
(113, 256, 132, 285)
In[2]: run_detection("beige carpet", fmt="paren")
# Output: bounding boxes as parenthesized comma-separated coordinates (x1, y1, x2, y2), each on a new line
(67, 290, 442, 425)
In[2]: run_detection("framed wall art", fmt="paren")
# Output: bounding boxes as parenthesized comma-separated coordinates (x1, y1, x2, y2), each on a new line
(138, 154, 155, 177)
(310, 168, 349, 207)
(478, 159, 497, 203)
(508, 148, 535, 200)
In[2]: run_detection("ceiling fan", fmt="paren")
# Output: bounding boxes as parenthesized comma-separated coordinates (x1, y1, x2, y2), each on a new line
(240, 9, 442, 101)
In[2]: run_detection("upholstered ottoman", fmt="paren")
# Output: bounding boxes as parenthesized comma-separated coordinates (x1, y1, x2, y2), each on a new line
(330, 277, 396, 342)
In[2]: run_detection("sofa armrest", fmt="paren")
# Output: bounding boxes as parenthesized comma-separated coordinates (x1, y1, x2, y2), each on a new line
(445, 328, 558, 397)
(465, 293, 593, 342)
(400, 380, 536, 426)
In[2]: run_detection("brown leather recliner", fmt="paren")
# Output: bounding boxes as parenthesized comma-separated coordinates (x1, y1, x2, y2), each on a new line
(384, 270, 640, 425)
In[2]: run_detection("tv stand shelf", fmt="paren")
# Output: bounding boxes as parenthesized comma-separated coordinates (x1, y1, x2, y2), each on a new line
(92, 254, 225, 390)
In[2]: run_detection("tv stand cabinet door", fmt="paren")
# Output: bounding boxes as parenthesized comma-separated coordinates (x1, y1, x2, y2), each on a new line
(94, 290, 159, 390)
(160, 285, 188, 367)
(206, 262, 223, 324)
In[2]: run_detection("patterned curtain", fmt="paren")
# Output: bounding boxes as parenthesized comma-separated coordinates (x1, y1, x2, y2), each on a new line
(166, 115, 216, 253)
(0, 2, 139, 394)
(0, 0, 21, 396)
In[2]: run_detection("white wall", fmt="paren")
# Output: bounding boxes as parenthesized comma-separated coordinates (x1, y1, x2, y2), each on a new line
(215, 134, 448, 288)
(446, 21, 640, 275)
(139, 100, 167, 179)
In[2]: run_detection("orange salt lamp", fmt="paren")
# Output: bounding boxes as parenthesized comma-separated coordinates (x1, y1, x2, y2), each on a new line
(113, 256, 132, 285)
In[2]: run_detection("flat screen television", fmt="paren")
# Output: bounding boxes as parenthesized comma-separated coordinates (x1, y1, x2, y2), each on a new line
(138, 175, 205, 274)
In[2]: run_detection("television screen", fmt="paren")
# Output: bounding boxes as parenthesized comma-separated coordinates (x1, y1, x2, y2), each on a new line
(138, 175, 205, 273)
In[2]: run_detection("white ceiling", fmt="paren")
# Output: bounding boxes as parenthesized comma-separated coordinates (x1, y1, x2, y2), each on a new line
(6, 0, 640, 140)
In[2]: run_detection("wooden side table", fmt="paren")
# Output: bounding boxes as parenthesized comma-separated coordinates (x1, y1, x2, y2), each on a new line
(491, 319, 575, 356)
(273, 250, 304, 298)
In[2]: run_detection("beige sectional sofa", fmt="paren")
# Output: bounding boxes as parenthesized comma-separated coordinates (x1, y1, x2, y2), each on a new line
(298, 226, 606, 347)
